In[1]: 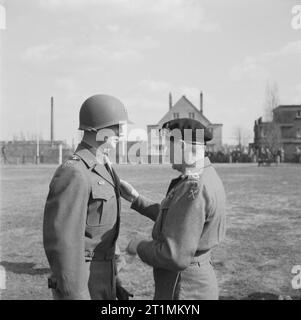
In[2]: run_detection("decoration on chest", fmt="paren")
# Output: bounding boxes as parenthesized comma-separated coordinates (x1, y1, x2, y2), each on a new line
(187, 183, 200, 200)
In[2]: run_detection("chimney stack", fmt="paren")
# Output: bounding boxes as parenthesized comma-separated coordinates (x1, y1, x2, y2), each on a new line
(200, 91, 203, 114)
(169, 92, 173, 110)
(51, 96, 54, 146)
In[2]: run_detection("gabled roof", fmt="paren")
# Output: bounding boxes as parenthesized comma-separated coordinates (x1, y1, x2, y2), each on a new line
(181, 95, 211, 122)
(156, 95, 211, 126)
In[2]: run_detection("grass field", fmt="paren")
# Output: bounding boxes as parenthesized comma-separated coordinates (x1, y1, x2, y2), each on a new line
(0, 163, 301, 300)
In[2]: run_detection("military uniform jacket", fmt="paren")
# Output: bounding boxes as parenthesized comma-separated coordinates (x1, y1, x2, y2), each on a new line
(43, 143, 120, 299)
(131, 157, 226, 299)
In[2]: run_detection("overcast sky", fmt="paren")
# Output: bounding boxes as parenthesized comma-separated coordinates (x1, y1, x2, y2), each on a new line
(1, 0, 300, 145)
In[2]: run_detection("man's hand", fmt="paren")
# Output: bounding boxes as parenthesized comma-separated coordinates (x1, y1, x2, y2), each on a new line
(116, 277, 134, 300)
(119, 179, 139, 203)
(126, 237, 144, 255)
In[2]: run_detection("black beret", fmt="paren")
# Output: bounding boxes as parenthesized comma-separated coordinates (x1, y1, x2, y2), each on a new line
(161, 118, 213, 143)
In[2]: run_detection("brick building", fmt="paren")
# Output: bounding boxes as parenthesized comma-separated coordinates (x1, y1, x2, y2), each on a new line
(252, 105, 301, 162)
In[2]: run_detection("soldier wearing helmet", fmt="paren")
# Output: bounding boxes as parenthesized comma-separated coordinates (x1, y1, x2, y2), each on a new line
(119, 118, 227, 300)
(43, 94, 132, 300)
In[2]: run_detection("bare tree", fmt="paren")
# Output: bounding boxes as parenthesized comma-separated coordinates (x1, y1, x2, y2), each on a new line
(261, 81, 282, 158)
(234, 126, 242, 149)
(264, 81, 279, 121)
(233, 126, 250, 150)
(18, 131, 26, 141)
(262, 122, 282, 158)
(30, 133, 36, 141)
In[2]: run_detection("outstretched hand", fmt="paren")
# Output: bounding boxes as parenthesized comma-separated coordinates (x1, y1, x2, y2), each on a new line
(119, 179, 139, 203)
(126, 237, 145, 255)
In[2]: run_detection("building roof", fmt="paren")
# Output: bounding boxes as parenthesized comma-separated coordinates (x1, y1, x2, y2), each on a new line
(274, 104, 301, 111)
(156, 95, 212, 127)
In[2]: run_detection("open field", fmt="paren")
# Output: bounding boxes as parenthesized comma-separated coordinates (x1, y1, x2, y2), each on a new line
(0, 163, 301, 300)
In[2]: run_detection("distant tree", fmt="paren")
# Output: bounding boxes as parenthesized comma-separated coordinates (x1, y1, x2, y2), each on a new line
(233, 126, 250, 151)
(234, 127, 243, 150)
(30, 133, 36, 141)
(262, 81, 282, 158)
(28, 132, 44, 141)
(264, 81, 279, 121)
(18, 131, 26, 141)
(262, 122, 282, 158)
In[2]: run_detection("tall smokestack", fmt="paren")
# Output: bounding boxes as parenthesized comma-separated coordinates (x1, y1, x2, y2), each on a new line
(169, 92, 173, 110)
(51, 96, 54, 147)
(200, 91, 203, 114)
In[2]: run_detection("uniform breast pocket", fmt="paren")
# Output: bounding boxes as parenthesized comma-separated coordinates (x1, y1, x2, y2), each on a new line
(86, 183, 115, 227)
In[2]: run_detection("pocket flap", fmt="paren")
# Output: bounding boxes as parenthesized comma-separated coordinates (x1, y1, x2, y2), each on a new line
(91, 182, 115, 200)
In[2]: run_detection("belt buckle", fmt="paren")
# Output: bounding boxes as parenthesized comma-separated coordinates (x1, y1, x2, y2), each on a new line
(85, 251, 95, 262)
(86, 251, 94, 258)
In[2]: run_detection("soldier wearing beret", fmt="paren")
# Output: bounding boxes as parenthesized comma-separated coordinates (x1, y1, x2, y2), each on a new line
(43, 94, 132, 300)
(120, 118, 227, 300)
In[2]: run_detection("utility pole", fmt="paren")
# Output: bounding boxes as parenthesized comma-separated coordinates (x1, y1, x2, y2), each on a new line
(51, 96, 54, 147)
(36, 111, 40, 165)
(36, 133, 40, 164)
(58, 143, 62, 165)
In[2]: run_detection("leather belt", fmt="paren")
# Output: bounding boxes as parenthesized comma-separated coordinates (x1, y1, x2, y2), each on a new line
(48, 248, 116, 290)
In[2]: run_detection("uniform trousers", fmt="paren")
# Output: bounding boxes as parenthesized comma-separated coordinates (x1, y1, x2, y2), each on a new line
(52, 258, 116, 300)
(154, 250, 218, 300)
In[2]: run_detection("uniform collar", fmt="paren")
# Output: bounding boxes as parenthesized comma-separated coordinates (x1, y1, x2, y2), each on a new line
(75, 142, 114, 186)
(75, 142, 97, 168)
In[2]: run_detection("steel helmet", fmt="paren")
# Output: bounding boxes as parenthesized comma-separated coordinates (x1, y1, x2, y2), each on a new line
(79, 94, 133, 131)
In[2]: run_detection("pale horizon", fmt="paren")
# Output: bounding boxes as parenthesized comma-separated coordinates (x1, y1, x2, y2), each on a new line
(1, 0, 301, 146)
